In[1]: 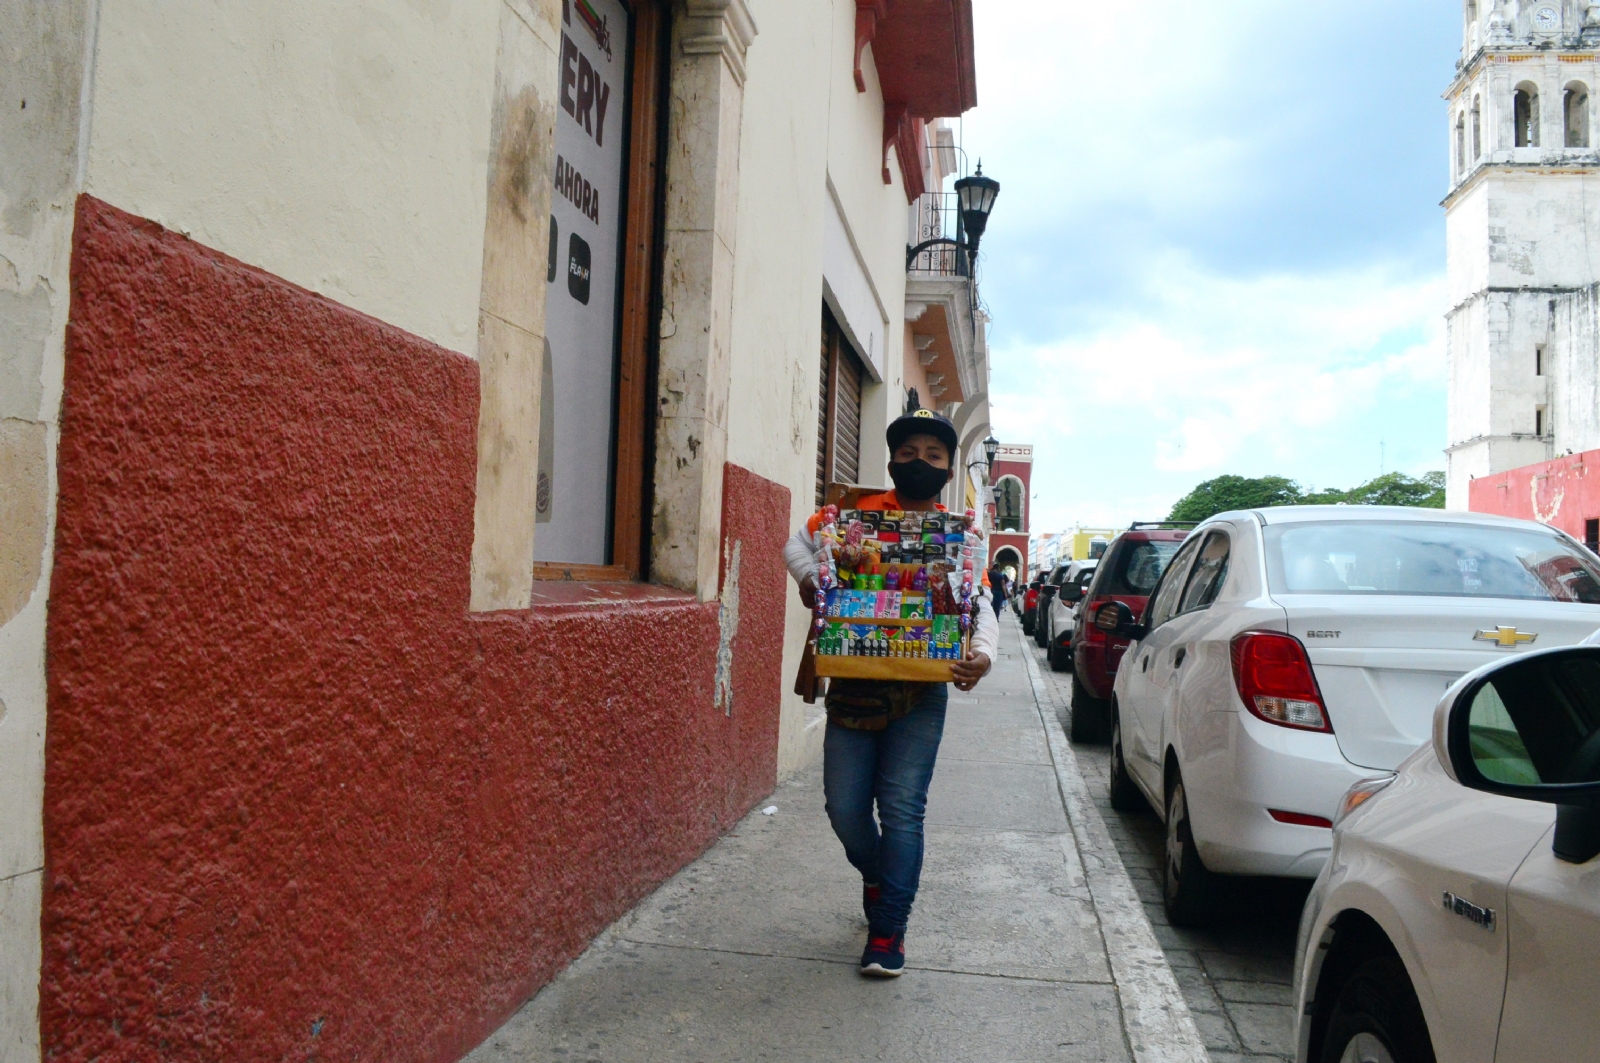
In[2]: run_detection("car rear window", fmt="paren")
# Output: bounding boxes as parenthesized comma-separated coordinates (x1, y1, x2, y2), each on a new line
(1264, 521, 1600, 602)
(1099, 540, 1183, 595)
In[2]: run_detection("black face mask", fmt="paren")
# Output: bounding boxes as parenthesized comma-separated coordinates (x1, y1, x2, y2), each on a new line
(888, 458, 952, 502)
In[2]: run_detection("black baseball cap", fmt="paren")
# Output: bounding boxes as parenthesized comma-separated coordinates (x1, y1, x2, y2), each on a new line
(886, 408, 959, 455)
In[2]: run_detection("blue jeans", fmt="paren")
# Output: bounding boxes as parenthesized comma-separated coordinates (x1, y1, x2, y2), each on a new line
(822, 685, 948, 933)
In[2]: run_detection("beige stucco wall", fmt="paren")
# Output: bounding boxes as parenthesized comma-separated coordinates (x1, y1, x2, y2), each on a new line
(0, 2, 92, 1054)
(725, 0, 913, 775)
(82, 0, 502, 357)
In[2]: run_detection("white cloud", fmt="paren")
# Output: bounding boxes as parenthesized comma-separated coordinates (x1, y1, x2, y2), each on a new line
(962, 0, 1457, 538)
(990, 258, 1447, 530)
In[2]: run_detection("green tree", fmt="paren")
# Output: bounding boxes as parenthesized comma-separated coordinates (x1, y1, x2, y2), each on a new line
(1168, 475, 1302, 522)
(1342, 471, 1445, 508)
(1298, 486, 1350, 505)
(1166, 470, 1448, 522)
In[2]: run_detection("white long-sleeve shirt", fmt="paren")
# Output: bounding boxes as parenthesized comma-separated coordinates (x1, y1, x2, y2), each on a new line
(784, 523, 1000, 665)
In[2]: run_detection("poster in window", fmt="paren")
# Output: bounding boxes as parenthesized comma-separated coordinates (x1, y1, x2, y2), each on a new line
(536, 0, 631, 562)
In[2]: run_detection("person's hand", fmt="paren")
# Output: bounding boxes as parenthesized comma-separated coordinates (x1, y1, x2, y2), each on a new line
(952, 650, 991, 692)
(797, 576, 818, 609)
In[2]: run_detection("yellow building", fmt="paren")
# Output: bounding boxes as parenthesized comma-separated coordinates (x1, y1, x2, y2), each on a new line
(1070, 528, 1119, 562)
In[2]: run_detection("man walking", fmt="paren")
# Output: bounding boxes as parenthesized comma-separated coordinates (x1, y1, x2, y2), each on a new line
(785, 409, 997, 977)
(987, 562, 1009, 617)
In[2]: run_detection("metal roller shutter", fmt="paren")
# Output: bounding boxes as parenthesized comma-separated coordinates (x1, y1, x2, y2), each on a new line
(816, 306, 865, 506)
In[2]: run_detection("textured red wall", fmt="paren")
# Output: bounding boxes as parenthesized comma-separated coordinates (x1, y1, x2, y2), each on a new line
(43, 197, 786, 1062)
(1467, 448, 1600, 540)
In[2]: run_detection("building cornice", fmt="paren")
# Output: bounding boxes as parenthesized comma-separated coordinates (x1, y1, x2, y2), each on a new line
(1443, 158, 1600, 208)
(682, 0, 758, 87)
(1446, 44, 1600, 99)
(1446, 432, 1553, 454)
(905, 274, 979, 400)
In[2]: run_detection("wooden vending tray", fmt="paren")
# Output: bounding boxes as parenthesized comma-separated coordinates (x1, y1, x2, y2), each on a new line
(811, 481, 972, 683)
(813, 655, 960, 682)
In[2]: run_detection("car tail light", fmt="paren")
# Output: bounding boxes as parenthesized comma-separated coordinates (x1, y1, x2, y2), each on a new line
(1230, 631, 1332, 732)
(1081, 598, 1112, 643)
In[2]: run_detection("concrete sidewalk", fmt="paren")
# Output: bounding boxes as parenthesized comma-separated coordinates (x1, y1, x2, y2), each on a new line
(466, 617, 1207, 1063)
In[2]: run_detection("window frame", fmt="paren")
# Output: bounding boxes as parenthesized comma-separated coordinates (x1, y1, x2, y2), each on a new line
(816, 305, 867, 506)
(1565, 82, 1591, 148)
(1176, 530, 1232, 616)
(1515, 84, 1541, 148)
(994, 474, 1026, 532)
(1145, 536, 1204, 631)
(532, 0, 667, 583)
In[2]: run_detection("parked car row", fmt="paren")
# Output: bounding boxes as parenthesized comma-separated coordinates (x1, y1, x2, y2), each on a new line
(1030, 561, 1072, 648)
(1043, 559, 1098, 672)
(1067, 505, 1600, 1063)
(1021, 576, 1044, 637)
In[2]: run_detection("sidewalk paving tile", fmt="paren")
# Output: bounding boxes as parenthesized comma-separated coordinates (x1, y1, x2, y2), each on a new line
(925, 760, 1069, 833)
(468, 944, 1129, 1063)
(464, 617, 1161, 1063)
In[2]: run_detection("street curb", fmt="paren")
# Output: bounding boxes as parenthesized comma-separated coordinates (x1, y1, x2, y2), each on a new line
(1018, 629, 1210, 1063)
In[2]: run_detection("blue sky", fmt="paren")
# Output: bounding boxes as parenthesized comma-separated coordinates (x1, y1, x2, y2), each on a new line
(962, 0, 1461, 532)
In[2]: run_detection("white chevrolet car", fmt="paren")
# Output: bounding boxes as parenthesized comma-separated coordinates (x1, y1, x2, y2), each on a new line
(1045, 558, 1098, 672)
(1093, 506, 1600, 925)
(1293, 642, 1600, 1063)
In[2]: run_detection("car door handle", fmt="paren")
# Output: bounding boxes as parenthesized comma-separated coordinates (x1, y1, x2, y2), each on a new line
(1173, 647, 1187, 668)
(1141, 654, 1151, 673)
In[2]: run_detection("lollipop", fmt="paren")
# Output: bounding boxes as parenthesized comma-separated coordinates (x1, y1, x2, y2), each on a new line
(812, 506, 844, 641)
(838, 519, 867, 569)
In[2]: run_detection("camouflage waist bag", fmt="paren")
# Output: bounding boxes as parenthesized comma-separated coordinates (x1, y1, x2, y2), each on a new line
(825, 678, 938, 731)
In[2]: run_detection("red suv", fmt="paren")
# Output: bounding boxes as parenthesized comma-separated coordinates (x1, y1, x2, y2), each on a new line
(1020, 578, 1044, 636)
(1068, 523, 1191, 743)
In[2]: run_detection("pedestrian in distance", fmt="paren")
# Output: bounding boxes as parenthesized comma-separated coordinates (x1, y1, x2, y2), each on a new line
(785, 408, 997, 977)
(987, 562, 1008, 618)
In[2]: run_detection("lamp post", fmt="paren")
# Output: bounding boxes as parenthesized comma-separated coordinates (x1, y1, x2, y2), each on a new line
(962, 434, 1001, 514)
(906, 162, 1001, 272)
(966, 434, 1001, 479)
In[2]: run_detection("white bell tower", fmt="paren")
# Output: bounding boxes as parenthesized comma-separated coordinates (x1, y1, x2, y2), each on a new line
(1444, 0, 1600, 507)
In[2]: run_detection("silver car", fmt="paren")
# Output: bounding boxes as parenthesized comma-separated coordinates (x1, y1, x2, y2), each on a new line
(1294, 640, 1600, 1063)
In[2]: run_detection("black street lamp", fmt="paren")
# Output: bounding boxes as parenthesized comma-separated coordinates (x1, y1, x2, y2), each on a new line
(966, 435, 1001, 475)
(955, 167, 1001, 252)
(906, 162, 1001, 271)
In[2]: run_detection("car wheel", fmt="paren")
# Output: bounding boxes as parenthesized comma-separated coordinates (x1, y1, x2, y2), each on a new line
(1034, 618, 1049, 647)
(1022, 614, 1034, 636)
(1048, 641, 1070, 672)
(1108, 705, 1144, 812)
(1320, 957, 1435, 1063)
(1069, 675, 1109, 744)
(1163, 772, 1216, 927)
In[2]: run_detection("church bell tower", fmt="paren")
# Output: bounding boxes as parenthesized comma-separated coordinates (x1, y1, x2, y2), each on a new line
(1444, 0, 1600, 507)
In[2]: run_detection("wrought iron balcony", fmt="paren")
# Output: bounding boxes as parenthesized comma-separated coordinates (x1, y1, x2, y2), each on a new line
(906, 192, 972, 277)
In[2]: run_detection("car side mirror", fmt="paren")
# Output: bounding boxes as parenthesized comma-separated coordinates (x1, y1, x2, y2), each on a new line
(1434, 646, 1600, 863)
(1093, 600, 1147, 641)
(1061, 584, 1084, 603)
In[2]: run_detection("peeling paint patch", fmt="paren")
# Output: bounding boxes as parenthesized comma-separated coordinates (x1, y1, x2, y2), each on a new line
(0, 418, 48, 627)
(0, 285, 51, 419)
(714, 539, 741, 716)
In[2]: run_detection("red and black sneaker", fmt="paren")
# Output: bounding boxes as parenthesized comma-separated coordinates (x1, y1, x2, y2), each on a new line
(859, 928, 905, 977)
(862, 882, 881, 923)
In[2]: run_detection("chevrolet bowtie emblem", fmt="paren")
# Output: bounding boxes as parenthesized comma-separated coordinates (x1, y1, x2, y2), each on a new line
(1474, 626, 1538, 648)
